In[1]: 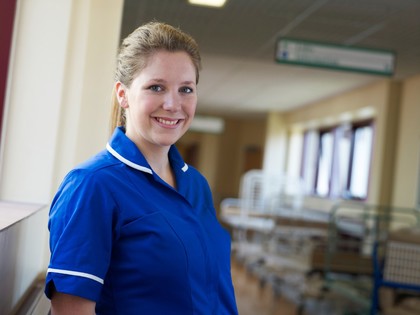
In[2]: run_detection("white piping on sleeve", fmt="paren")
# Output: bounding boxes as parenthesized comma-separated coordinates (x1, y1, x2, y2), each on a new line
(106, 143, 153, 174)
(47, 268, 104, 284)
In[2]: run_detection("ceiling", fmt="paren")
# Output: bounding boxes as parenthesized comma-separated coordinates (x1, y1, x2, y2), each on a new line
(120, 0, 420, 118)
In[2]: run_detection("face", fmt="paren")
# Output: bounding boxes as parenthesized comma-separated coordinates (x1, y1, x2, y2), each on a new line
(116, 50, 197, 153)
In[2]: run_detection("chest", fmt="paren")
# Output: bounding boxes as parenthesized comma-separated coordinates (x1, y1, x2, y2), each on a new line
(109, 168, 228, 270)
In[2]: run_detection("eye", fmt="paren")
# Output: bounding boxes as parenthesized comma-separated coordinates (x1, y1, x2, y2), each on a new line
(180, 86, 194, 94)
(148, 85, 163, 92)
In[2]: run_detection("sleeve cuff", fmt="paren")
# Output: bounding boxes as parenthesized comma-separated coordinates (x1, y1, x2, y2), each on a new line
(45, 271, 103, 302)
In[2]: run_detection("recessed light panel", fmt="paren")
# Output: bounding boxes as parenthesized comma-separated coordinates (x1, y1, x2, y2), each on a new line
(188, 0, 227, 8)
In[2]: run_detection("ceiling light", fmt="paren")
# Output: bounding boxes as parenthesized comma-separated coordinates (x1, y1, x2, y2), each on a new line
(188, 0, 227, 8)
(190, 115, 225, 134)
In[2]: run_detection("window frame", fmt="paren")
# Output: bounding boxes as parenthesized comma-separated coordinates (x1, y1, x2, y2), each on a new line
(301, 119, 374, 200)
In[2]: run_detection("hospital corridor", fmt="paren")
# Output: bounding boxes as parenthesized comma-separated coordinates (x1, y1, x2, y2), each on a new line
(1, 0, 420, 314)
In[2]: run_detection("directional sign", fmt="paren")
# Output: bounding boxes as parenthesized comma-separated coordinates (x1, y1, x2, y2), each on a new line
(276, 38, 395, 76)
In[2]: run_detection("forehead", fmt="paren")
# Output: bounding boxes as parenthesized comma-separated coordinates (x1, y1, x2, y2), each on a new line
(146, 50, 194, 69)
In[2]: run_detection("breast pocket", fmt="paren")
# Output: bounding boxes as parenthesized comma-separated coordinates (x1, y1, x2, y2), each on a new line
(114, 212, 188, 283)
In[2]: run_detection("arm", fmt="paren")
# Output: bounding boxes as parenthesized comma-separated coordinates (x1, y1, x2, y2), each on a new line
(50, 291, 96, 315)
(46, 170, 115, 309)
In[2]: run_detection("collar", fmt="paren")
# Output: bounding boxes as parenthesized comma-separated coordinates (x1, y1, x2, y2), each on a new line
(106, 127, 188, 174)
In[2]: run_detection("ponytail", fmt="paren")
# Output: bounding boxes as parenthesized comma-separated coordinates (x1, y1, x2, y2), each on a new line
(109, 88, 125, 135)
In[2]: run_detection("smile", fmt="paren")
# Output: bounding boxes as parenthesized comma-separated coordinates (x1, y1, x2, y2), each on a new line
(156, 117, 180, 126)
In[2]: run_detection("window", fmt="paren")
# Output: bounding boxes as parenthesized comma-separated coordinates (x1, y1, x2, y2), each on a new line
(300, 130, 318, 195)
(332, 124, 352, 198)
(348, 123, 373, 199)
(315, 129, 334, 197)
(301, 120, 374, 200)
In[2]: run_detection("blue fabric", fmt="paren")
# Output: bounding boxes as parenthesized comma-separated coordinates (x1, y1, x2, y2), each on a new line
(45, 127, 238, 315)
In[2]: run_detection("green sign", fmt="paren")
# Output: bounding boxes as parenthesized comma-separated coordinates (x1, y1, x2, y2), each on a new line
(276, 38, 395, 76)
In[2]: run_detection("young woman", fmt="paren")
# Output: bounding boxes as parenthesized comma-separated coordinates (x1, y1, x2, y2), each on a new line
(45, 22, 238, 315)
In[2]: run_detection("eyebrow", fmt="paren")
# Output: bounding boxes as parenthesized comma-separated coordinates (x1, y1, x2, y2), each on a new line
(149, 78, 196, 85)
(181, 80, 196, 85)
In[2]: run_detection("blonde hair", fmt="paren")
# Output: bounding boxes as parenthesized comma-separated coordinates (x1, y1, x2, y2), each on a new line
(109, 21, 201, 133)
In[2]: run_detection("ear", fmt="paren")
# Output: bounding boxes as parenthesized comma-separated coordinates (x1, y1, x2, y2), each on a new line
(115, 81, 129, 109)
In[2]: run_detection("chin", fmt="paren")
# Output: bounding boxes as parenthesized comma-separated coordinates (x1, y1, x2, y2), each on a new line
(156, 136, 182, 147)
(162, 131, 186, 144)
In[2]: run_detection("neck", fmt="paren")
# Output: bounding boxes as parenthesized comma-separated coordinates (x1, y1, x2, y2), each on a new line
(153, 161, 176, 188)
(136, 141, 176, 188)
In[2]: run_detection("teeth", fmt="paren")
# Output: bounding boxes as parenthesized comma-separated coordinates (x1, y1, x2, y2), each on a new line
(157, 118, 178, 125)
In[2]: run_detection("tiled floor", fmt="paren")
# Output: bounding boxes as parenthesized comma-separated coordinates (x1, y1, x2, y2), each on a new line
(231, 259, 298, 315)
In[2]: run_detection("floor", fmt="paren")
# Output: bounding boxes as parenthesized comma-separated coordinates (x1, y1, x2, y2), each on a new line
(231, 259, 299, 315)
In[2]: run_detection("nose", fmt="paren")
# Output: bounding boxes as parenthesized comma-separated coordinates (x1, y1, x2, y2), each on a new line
(162, 90, 181, 112)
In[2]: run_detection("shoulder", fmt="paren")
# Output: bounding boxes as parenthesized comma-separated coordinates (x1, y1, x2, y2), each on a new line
(185, 164, 208, 184)
(50, 150, 122, 220)
(184, 164, 214, 198)
(66, 149, 122, 181)
(75, 149, 120, 173)
(54, 149, 123, 200)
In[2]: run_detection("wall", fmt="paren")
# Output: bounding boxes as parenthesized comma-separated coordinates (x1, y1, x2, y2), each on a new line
(0, 0, 17, 136)
(0, 0, 74, 203)
(263, 113, 287, 177)
(179, 131, 220, 191)
(392, 74, 420, 207)
(214, 118, 267, 207)
(0, 0, 123, 311)
(197, 133, 220, 190)
(0, 206, 47, 314)
(0, 0, 123, 202)
(179, 117, 267, 210)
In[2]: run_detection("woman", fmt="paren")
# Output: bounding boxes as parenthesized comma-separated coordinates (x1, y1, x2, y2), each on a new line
(45, 22, 238, 315)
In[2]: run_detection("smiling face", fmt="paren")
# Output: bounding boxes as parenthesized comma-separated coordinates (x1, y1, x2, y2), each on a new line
(116, 50, 197, 154)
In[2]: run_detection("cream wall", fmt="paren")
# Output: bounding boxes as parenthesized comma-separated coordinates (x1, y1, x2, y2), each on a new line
(197, 133, 220, 189)
(0, 0, 123, 310)
(178, 131, 220, 189)
(214, 118, 267, 205)
(0, 0, 123, 203)
(180, 118, 267, 208)
(263, 112, 287, 177)
(0, 0, 74, 203)
(392, 74, 420, 207)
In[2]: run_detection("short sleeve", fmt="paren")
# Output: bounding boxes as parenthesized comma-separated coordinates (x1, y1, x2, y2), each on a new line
(45, 169, 116, 301)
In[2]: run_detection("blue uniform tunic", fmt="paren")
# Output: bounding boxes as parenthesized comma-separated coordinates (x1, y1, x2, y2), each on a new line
(45, 127, 238, 315)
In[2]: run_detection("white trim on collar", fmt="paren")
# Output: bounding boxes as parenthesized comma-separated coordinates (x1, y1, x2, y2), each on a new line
(182, 163, 188, 172)
(106, 143, 153, 174)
